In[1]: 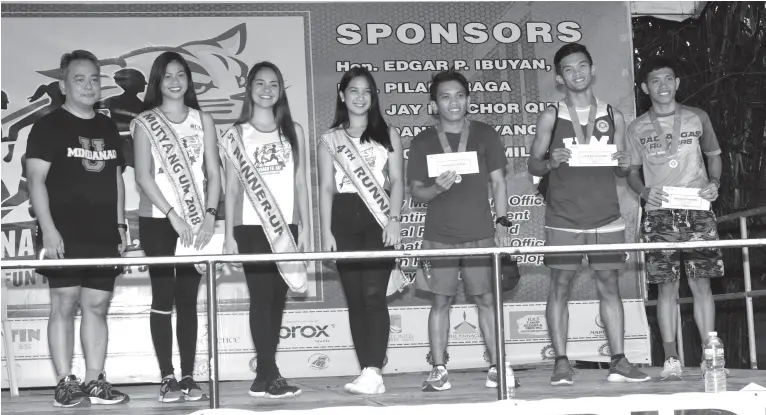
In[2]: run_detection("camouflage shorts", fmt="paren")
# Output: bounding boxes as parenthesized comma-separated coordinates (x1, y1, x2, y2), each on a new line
(641, 209, 724, 284)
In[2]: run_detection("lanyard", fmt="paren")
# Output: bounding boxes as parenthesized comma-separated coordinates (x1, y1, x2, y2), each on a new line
(565, 94, 598, 145)
(648, 106, 683, 156)
(437, 120, 469, 154)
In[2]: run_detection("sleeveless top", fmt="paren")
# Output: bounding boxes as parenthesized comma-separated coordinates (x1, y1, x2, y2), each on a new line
(322, 128, 390, 193)
(137, 108, 206, 218)
(233, 123, 296, 226)
(545, 99, 620, 230)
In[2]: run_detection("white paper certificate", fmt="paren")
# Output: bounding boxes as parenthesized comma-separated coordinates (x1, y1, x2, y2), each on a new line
(427, 151, 480, 177)
(661, 186, 711, 211)
(568, 144, 618, 167)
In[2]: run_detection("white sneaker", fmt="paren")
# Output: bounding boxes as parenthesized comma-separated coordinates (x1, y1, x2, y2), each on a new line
(660, 357, 683, 381)
(344, 372, 364, 393)
(347, 368, 385, 395)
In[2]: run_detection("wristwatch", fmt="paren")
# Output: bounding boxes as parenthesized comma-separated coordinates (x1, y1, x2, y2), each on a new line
(206, 208, 217, 217)
(388, 215, 401, 223)
(496, 216, 513, 228)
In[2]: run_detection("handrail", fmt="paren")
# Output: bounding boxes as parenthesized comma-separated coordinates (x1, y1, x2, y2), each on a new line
(2, 239, 766, 269)
(2, 238, 765, 408)
(716, 205, 766, 223)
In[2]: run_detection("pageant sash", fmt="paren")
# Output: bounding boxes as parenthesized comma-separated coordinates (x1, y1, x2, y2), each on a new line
(133, 109, 218, 275)
(319, 130, 411, 295)
(218, 125, 308, 293)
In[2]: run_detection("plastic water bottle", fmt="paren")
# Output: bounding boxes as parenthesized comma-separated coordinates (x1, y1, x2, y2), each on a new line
(703, 331, 726, 393)
(504, 359, 516, 399)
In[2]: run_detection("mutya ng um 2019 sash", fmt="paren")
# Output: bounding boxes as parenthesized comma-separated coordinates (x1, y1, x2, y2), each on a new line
(319, 130, 411, 296)
(218, 125, 308, 293)
(132, 108, 213, 275)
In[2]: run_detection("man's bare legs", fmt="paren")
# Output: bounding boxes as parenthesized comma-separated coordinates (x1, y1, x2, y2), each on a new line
(79, 288, 113, 383)
(593, 269, 624, 355)
(475, 292, 497, 365)
(428, 294, 452, 365)
(48, 287, 81, 379)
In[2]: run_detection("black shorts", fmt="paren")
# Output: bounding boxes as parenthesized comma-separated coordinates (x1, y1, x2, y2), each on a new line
(36, 233, 122, 292)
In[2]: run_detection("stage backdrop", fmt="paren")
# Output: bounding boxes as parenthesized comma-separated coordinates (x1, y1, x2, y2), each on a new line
(1, 2, 650, 387)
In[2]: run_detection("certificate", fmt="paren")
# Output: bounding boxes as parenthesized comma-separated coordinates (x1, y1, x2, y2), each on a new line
(661, 186, 711, 211)
(175, 233, 226, 256)
(427, 151, 480, 177)
(568, 144, 618, 167)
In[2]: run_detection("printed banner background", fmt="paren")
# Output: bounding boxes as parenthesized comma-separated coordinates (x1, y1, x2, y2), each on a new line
(1, 2, 650, 387)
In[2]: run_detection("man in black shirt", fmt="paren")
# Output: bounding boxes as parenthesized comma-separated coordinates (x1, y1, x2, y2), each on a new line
(27, 50, 129, 408)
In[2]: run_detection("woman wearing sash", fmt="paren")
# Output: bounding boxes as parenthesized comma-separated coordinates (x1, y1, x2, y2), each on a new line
(221, 62, 309, 399)
(318, 67, 404, 395)
(132, 52, 221, 403)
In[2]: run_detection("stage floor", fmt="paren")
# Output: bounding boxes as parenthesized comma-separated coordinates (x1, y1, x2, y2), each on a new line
(2, 366, 763, 414)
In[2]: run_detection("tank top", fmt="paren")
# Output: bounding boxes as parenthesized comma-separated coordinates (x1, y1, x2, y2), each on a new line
(323, 129, 389, 193)
(234, 123, 296, 226)
(545, 99, 621, 230)
(138, 108, 206, 218)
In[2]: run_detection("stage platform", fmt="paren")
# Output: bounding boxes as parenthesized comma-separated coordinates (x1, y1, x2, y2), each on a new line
(2, 367, 764, 414)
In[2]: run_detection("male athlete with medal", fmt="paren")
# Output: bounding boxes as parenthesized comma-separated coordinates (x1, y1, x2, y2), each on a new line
(528, 43, 650, 386)
(627, 56, 724, 381)
(408, 70, 513, 392)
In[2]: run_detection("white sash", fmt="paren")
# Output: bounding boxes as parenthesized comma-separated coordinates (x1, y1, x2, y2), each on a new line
(319, 130, 410, 296)
(132, 109, 216, 275)
(218, 125, 308, 293)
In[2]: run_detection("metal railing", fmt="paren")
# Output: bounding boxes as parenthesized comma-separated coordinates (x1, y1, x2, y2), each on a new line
(3, 238, 766, 408)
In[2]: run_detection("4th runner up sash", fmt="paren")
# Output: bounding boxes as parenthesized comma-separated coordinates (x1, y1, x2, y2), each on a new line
(218, 125, 308, 293)
(132, 109, 212, 275)
(319, 130, 410, 295)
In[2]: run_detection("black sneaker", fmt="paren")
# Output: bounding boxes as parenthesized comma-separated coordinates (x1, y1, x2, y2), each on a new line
(266, 376, 302, 399)
(81, 372, 129, 405)
(249, 378, 269, 398)
(159, 375, 184, 403)
(179, 375, 207, 401)
(53, 375, 91, 408)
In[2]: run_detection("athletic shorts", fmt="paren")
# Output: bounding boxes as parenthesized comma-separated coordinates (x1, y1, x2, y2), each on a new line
(544, 218, 626, 271)
(641, 209, 724, 284)
(420, 238, 494, 296)
(36, 231, 123, 292)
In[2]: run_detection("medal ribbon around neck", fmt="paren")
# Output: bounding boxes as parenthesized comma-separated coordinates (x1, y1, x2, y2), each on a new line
(648, 105, 683, 157)
(565, 94, 598, 145)
(436, 120, 470, 183)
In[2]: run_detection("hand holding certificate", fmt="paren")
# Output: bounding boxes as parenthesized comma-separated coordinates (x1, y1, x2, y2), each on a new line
(661, 186, 711, 211)
(568, 144, 619, 167)
(427, 151, 480, 181)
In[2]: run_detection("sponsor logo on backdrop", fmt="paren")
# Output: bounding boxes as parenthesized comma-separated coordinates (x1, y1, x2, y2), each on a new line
(540, 344, 555, 360)
(308, 353, 330, 370)
(249, 355, 258, 373)
(515, 313, 548, 336)
(590, 314, 606, 337)
(279, 324, 332, 340)
(598, 342, 611, 357)
(198, 324, 242, 346)
(389, 314, 414, 342)
(193, 356, 209, 377)
(12, 328, 40, 351)
(449, 311, 482, 342)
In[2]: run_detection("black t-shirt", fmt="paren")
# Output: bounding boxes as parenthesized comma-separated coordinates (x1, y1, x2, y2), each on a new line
(27, 108, 124, 244)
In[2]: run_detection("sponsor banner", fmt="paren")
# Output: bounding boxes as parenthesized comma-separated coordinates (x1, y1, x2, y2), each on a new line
(3, 302, 649, 387)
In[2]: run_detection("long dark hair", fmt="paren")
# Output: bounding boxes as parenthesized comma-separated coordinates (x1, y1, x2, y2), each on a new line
(331, 67, 392, 151)
(235, 61, 298, 159)
(142, 52, 200, 112)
